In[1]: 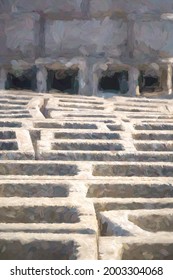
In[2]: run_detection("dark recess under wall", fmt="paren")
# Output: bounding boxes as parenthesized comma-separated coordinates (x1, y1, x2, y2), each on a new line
(99, 70, 129, 94)
(47, 69, 79, 94)
(5, 67, 37, 91)
(139, 72, 161, 93)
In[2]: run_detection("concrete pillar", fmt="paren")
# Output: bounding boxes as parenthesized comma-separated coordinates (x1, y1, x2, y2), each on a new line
(34, 13, 45, 59)
(81, 0, 90, 18)
(167, 64, 172, 95)
(127, 19, 135, 59)
(91, 63, 104, 96)
(92, 71, 99, 96)
(128, 67, 140, 96)
(78, 60, 99, 96)
(160, 68, 167, 92)
(36, 66, 47, 93)
(0, 68, 7, 89)
(78, 61, 90, 95)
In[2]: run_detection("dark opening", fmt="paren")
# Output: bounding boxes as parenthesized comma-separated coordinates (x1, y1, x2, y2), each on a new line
(99, 70, 128, 94)
(145, 77, 159, 87)
(47, 68, 79, 94)
(139, 71, 160, 93)
(5, 67, 37, 91)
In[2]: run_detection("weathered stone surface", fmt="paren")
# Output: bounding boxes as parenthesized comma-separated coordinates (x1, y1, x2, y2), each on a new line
(2, 1, 173, 96)
(0, 90, 173, 260)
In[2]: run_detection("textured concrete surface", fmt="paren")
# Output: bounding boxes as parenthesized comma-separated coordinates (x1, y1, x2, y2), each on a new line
(1, 1, 173, 96)
(0, 90, 173, 259)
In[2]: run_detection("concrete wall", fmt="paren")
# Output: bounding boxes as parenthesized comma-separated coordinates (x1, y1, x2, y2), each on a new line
(5, 1, 173, 16)
(1, 1, 173, 61)
(134, 20, 173, 59)
(4, 14, 173, 62)
(1, 0, 173, 95)
(4, 0, 84, 18)
(0, 1, 173, 61)
(4, 13, 38, 59)
(90, 0, 173, 16)
(45, 18, 127, 57)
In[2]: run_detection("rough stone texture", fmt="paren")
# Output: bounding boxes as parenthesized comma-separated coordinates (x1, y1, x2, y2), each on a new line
(2, 1, 173, 96)
(0, 90, 172, 259)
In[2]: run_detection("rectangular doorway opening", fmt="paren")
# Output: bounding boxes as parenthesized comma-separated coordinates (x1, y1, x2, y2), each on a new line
(140, 71, 161, 93)
(99, 70, 128, 94)
(5, 68, 37, 91)
(47, 68, 79, 94)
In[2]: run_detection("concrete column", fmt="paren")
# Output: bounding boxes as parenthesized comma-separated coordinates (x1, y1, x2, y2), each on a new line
(78, 61, 90, 95)
(34, 13, 45, 59)
(92, 71, 99, 96)
(160, 68, 167, 92)
(78, 60, 99, 96)
(127, 19, 135, 59)
(36, 65, 47, 93)
(91, 63, 104, 96)
(81, 0, 90, 18)
(128, 67, 140, 96)
(167, 64, 172, 95)
(0, 68, 7, 90)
